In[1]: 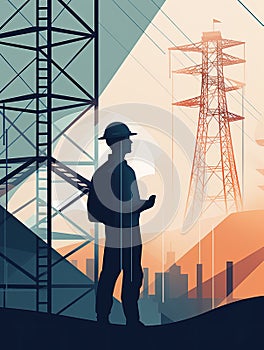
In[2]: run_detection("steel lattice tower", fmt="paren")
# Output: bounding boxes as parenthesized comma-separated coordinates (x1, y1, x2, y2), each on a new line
(0, 0, 99, 313)
(169, 31, 245, 228)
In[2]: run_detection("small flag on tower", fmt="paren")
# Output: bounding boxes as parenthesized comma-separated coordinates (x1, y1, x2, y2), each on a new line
(213, 19, 221, 31)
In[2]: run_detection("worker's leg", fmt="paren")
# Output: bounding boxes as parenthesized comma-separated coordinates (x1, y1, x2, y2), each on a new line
(96, 246, 121, 322)
(121, 243, 143, 324)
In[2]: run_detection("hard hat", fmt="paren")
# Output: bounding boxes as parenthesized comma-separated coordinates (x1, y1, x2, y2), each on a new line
(98, 122, 137, 140)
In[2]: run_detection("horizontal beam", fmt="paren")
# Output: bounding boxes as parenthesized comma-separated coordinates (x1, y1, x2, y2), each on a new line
(0, 94, 93, 105)
(51, 26, 94, 38)
(51, 94, 94, 103)
(0, 93, 40, 104)
(0, 26, 94, 41)
(0, 102, 94, 114)
(0, 40, 36, 52)
(0, 157, 38, 164)
(40, 101, 94, 114)
(0, 26, 45, 39)
(0, 284, 94, 289)
(41, 35, 91, 49)
(47, 284, 94, 289)
(60, 161, 95, 166)
(1, 106, 36, 114)
(0, 33, 93, 53)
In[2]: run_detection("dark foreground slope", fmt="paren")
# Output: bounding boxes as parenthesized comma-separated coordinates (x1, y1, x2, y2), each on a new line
(0, 297, 263, 350)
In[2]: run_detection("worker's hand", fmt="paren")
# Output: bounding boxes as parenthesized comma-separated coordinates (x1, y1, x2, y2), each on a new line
(146, 194, 156, 209)
(139, 195, 156, 212)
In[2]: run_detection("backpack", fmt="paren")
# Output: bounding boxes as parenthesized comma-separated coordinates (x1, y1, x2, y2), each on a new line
(87, 180, 104, 223)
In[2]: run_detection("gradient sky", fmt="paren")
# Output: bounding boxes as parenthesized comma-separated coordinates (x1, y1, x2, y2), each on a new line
(9, 1, 264, 259)
(101, 0, 264, 211)
(97, 0, 264, 256)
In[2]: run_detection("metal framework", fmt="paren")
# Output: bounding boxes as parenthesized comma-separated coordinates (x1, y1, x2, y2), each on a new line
(0, 0, 99, 314)
(169, 31, 244, 226)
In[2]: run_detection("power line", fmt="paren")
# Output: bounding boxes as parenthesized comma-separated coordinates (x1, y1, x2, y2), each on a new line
(237, 0, 264, 26)
(149, 0, 195, 44)
(126, 0, 197, 65)
(111, 0, 166, 54)
(100, 22, 195, 126)
(100, 22, 170, 96)
(101, 21, 259, 145)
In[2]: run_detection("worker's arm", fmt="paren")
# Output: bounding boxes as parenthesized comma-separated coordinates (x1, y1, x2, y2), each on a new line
(91, 164, 156, 215)
(121, 170, 156, 214)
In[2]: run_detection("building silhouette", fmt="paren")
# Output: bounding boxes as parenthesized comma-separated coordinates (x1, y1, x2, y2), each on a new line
(153, 258, 236, 324)
(143, 267, 149, 298)
(138, 267, 161, 325)
(70, 260, 78, 268)
(86, 258, 95, 281)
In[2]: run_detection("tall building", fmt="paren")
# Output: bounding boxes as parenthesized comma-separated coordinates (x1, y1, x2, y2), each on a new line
(154, 264, 188, 302)
(196, 263, 203, 298)
(226, 261, 234, 301)
(71, 260, 78, 268)
(155, 272, 168, 302)
(166, 251, 176, 268)
(86, 259, 94, 281)
(143, 267, 149, 298)
(168, 265, 188, 299)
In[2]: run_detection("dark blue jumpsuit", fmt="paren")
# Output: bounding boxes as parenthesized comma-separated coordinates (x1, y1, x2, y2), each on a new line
(88, 154, 145, 323)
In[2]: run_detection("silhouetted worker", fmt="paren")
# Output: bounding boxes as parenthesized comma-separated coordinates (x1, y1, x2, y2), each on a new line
(87, 122, 156, 326)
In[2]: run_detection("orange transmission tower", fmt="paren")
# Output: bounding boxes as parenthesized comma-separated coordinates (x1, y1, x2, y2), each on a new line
(169, 31, 245, 228)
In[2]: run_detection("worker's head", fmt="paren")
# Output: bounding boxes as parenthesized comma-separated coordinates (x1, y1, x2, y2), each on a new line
(98, 122, 137, 155)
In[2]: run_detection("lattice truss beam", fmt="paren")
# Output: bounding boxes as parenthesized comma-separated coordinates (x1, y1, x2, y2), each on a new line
(169, 31, 244, 227)
(0, 0, 99, 314)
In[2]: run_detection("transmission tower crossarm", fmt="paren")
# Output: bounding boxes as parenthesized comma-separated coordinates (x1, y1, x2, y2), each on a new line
(221, 38, 245, 49)
(228, 112, 244, 122)
(257, 169, 264, 176)
(169, 42, 202, 52)
(222, 53, 246, 66)
(225, 78, 245, 92)
(172, 64, 202, 75)
(173, 95, 200, 107)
